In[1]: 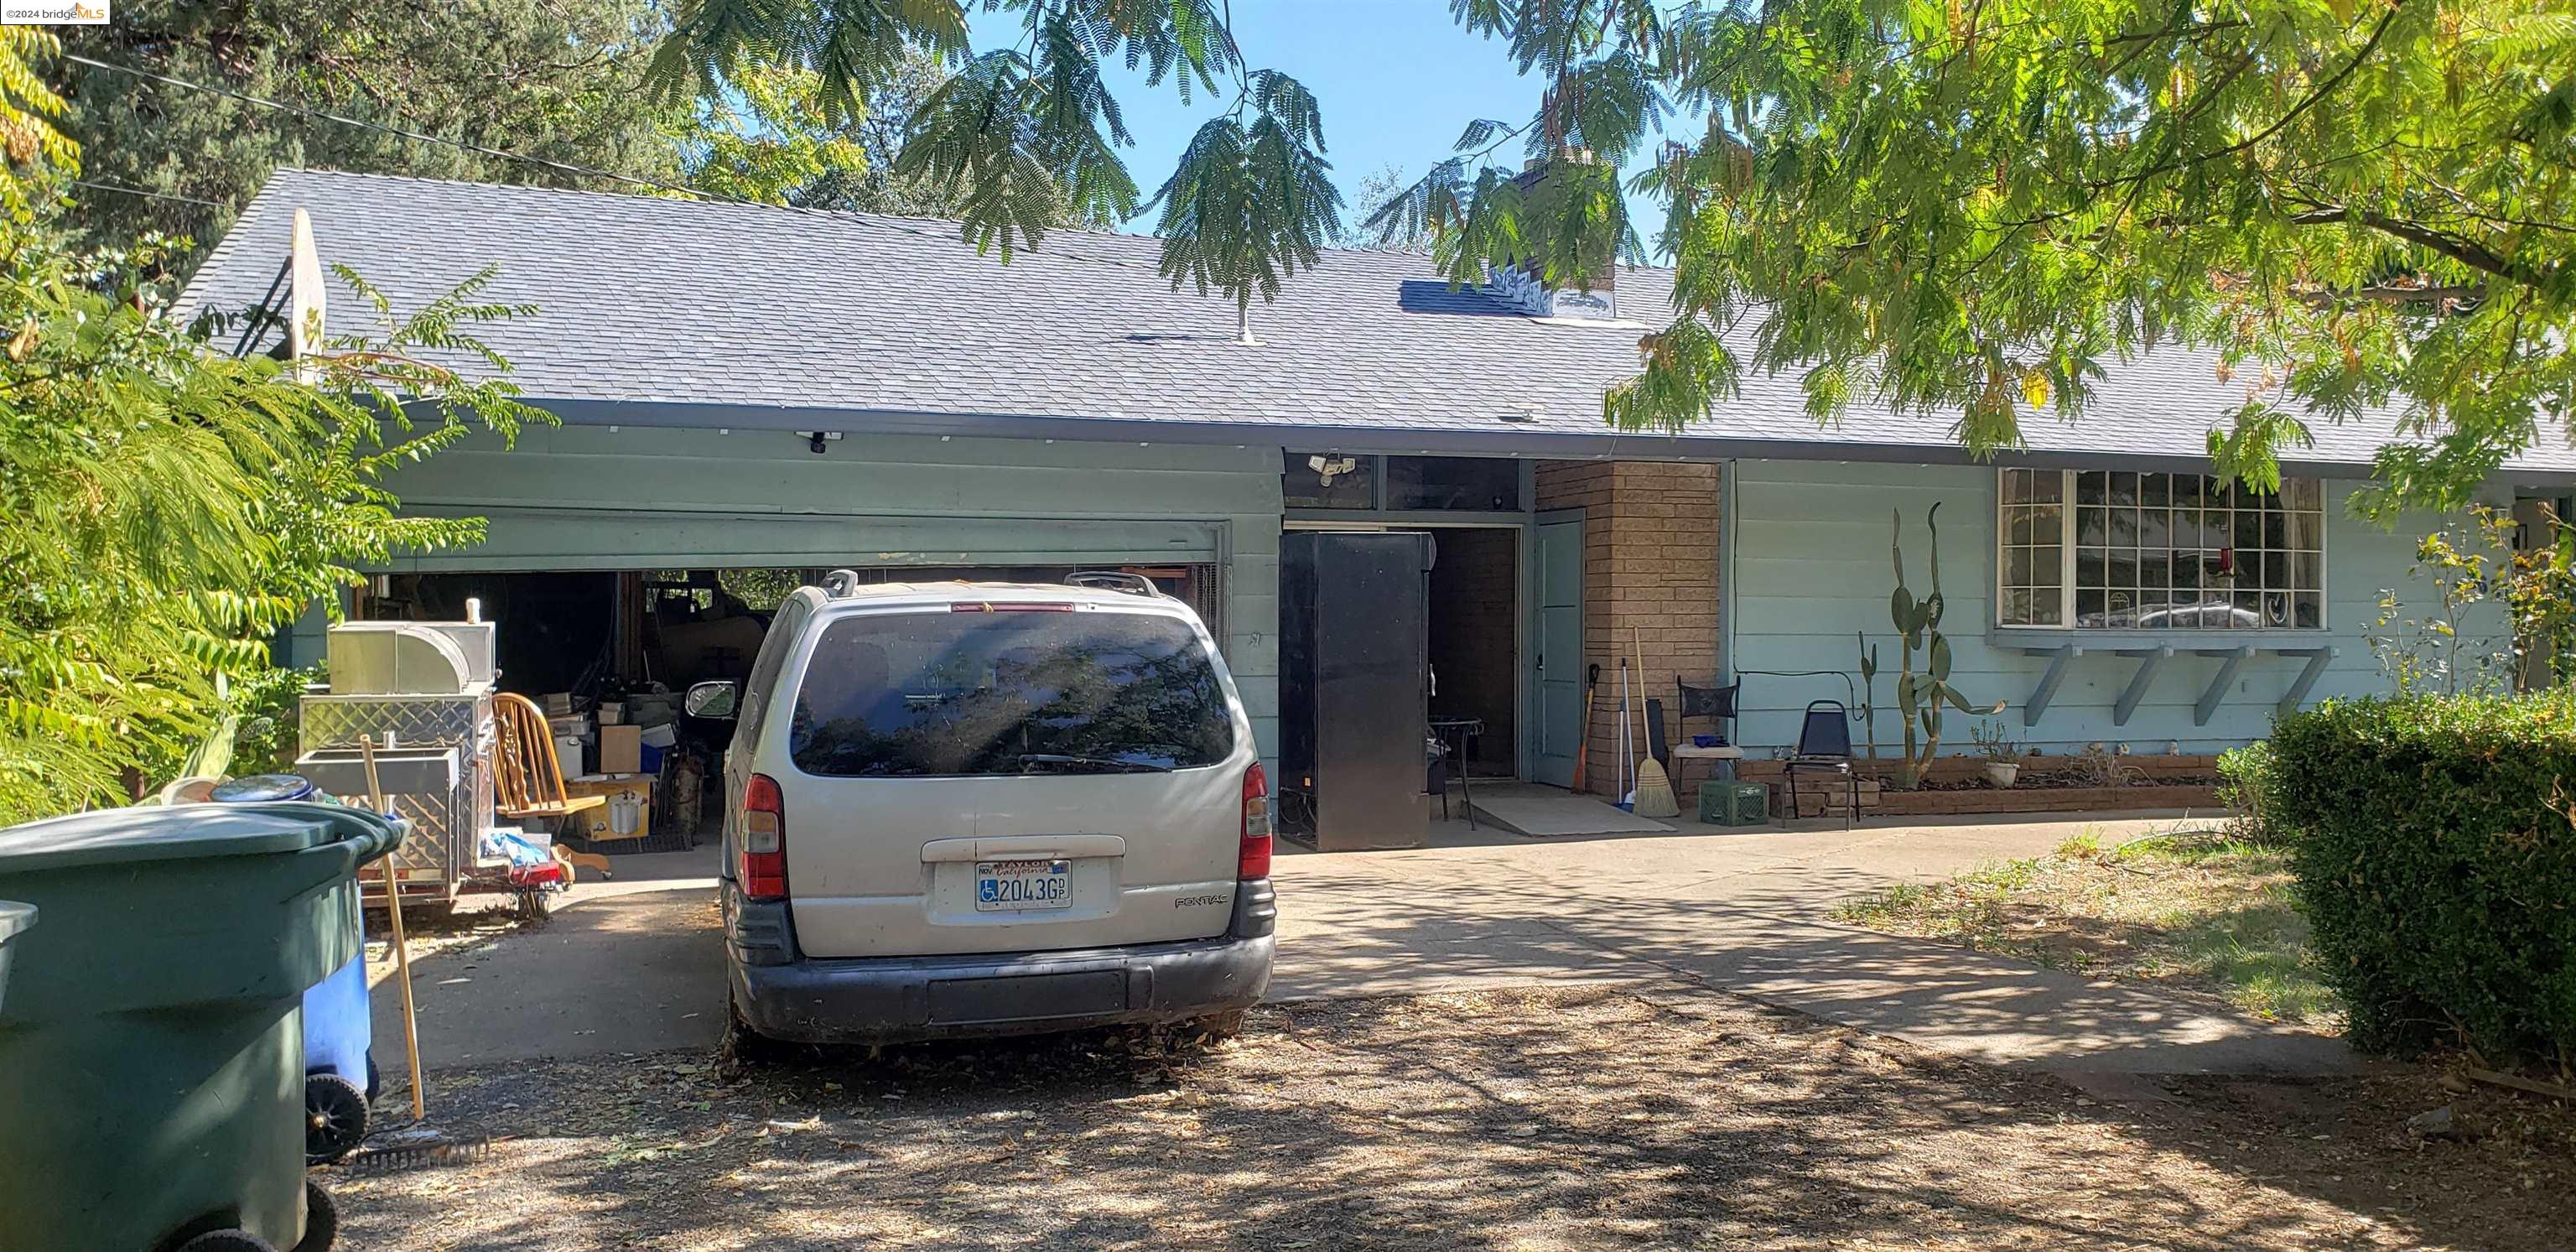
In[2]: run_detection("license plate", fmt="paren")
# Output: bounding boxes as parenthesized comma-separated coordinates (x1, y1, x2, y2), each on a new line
(975, 859, 1073, 912)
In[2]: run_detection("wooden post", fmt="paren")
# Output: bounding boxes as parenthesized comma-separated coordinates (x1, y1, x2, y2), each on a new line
(360, 739, 426, 1120)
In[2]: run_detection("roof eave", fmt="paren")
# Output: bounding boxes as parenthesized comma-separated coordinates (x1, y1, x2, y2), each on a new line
(512, 396, 2576, 484)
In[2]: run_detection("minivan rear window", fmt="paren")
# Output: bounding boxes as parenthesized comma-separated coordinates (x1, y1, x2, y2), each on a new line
(787, 609, 1234, 777)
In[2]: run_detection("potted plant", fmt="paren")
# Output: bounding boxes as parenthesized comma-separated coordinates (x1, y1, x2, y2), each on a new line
(1971, 720, 2021, 787)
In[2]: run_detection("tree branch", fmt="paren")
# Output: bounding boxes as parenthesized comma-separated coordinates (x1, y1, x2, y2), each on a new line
(2288, 207, 2531, 285)
(2090, 3, 2406, 194)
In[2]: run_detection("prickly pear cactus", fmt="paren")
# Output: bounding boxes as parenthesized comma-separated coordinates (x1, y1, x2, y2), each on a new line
(1887, 504, 2005, 789)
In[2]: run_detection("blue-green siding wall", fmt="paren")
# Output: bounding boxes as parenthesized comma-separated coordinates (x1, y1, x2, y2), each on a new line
(333, 426, 1286, 759)
(1726, 459, 2500, 755)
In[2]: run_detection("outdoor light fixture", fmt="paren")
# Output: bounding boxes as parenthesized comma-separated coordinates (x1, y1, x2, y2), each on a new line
(807, 431, 843, 455)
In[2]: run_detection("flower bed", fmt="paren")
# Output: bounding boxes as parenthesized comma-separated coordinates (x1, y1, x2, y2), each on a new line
(1733, 754, 2224, 816)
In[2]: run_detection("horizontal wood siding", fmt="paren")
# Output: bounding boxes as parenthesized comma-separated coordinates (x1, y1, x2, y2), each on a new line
(371, 427, 1286, 758)
(1727, 459, 2502, 755)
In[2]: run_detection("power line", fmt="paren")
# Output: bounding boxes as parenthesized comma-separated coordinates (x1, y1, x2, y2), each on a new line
(58, 51, 1174, 278)
(63, 52, 740, 209)
(65, 177, 226, 208)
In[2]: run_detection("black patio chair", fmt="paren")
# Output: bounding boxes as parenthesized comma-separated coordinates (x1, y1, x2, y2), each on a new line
(1674, 678, 1740, 747)
(1780, 699, 1859, 830)
(1670, 678, 1745, 798)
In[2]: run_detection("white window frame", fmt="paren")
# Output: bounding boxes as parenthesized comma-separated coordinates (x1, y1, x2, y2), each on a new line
(1993, 468, 2329, 632)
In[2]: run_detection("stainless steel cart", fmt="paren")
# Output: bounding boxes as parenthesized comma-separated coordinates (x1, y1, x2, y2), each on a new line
(298, 690, 496, 907)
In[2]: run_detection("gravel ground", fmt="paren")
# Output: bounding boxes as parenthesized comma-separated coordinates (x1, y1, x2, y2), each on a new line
(326, 984, 2572, 1251)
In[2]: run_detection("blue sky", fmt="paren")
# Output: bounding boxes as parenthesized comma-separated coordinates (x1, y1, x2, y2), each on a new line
(967, 0, 1674, 247)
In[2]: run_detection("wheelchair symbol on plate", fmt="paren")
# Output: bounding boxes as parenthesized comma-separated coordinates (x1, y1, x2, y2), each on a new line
(979, 880, 1000, 903)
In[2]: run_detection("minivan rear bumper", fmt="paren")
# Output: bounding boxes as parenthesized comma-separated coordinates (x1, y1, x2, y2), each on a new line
(728, 881, 1276, 1045)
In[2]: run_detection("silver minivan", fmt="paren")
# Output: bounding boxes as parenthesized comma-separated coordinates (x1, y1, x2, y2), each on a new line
(687, 572, 1275, 1046)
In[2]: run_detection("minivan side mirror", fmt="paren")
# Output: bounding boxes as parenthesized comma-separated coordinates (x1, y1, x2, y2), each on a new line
(683, 680, 740, 720)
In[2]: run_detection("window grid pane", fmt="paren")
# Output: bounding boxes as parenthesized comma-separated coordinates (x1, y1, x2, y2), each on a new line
(2034, 470, 2323, 631)
(1996, 475, 2067, 626)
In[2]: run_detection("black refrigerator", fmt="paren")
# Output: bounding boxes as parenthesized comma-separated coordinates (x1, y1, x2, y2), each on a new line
(1278, 531, 1434, 850)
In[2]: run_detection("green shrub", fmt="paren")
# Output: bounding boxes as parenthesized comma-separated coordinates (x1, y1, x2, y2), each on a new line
(2214, 741, 2277, 843)
(2270, 694, 2576, 1058)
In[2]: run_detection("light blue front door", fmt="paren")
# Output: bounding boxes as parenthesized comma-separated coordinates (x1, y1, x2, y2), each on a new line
(1531, 513, 1584, 787)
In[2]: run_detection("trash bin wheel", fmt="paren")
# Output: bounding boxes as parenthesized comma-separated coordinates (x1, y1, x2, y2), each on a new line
(292, 1180, 336, 1252)
(176, 1230, 274, 1252)
(304, 1073, 368, 1165)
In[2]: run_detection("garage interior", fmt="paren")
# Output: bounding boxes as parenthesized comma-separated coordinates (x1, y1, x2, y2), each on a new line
(356, 562, 1224, 849)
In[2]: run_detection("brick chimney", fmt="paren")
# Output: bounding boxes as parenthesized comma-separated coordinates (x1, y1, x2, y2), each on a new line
(1484, 152, 1619, 321)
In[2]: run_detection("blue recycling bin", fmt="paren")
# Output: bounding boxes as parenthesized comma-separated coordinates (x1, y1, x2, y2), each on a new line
(211, 775, 377, 1161)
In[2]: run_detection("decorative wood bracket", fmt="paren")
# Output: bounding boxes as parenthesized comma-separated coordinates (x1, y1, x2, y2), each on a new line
(2018, 645, 2082, 728)
(2192, 646, 2257, 727)
(2112, 645, 2174, 727)
(2276, 647, 2339, 716)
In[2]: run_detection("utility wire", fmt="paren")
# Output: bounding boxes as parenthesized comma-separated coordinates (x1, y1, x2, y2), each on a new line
(58, 52, 1177, 278)
(66, 177, 226, 208)
(63, 52, 736, 209)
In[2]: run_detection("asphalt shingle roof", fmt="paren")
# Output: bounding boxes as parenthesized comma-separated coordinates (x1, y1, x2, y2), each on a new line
(179, 169, 2576, 479)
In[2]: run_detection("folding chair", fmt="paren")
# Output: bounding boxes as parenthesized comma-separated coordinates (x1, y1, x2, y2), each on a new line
(1780, 699, 1860, 829)
(1669, 678, 1745, 792)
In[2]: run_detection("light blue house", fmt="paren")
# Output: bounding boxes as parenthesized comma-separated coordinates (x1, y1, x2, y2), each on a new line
(181, 170, 2572, 792)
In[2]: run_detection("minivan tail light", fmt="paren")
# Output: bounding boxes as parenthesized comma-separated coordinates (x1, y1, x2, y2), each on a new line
(1239, 763, 1273, 881)
(740, 773, 788, 901)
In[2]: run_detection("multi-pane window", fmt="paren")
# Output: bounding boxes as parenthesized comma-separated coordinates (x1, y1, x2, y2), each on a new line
(1997, 469, 2325, 631)
(1997, 469, 2068, 626)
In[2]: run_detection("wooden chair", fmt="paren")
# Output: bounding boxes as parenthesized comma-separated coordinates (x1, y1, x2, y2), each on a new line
(490, 691, 605, 823)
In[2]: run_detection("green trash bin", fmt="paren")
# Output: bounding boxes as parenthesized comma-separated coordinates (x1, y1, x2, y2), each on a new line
(0, 802, 402, 1252)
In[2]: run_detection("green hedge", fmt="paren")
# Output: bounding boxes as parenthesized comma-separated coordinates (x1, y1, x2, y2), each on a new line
(2271, 694, 2576, 1057)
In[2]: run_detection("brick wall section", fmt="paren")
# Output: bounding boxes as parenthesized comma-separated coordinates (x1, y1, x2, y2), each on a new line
(1428, 527, 1518, 768)
(1535, 460, 1724, 796)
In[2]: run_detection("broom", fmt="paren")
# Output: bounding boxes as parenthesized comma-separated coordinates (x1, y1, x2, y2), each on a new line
(1571, 668, 1595, 795)
(1629, 626, 1680, 818)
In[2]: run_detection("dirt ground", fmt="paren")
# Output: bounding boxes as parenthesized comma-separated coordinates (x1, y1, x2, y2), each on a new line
(1835, 829, 2338, 1029)
(325, 984, 2571, 1251)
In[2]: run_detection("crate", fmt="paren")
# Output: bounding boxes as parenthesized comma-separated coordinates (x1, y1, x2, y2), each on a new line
(1698, 782, 1769, 826)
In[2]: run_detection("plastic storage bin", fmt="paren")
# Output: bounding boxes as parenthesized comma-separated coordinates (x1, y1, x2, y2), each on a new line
(209, 775, 377, 1161)
(0, 802, 401, 1252)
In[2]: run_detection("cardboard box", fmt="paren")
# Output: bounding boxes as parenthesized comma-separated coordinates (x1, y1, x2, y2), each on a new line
(562, 776, 651, 841)
(598, 723, 641, 774)
(597, 701, 624, 725)
(543, 692, 574, 716)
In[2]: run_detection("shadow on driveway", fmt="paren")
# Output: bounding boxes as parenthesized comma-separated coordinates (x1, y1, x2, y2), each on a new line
(371, 817, 2355, 1078)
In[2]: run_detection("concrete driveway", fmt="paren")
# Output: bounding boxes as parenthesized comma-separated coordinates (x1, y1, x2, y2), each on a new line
(371, 809, 2357, 1077)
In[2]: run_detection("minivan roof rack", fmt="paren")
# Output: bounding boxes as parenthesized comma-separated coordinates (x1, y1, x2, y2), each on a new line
(1063, 571, 1167, 599)
(822, 569, 862, 597)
